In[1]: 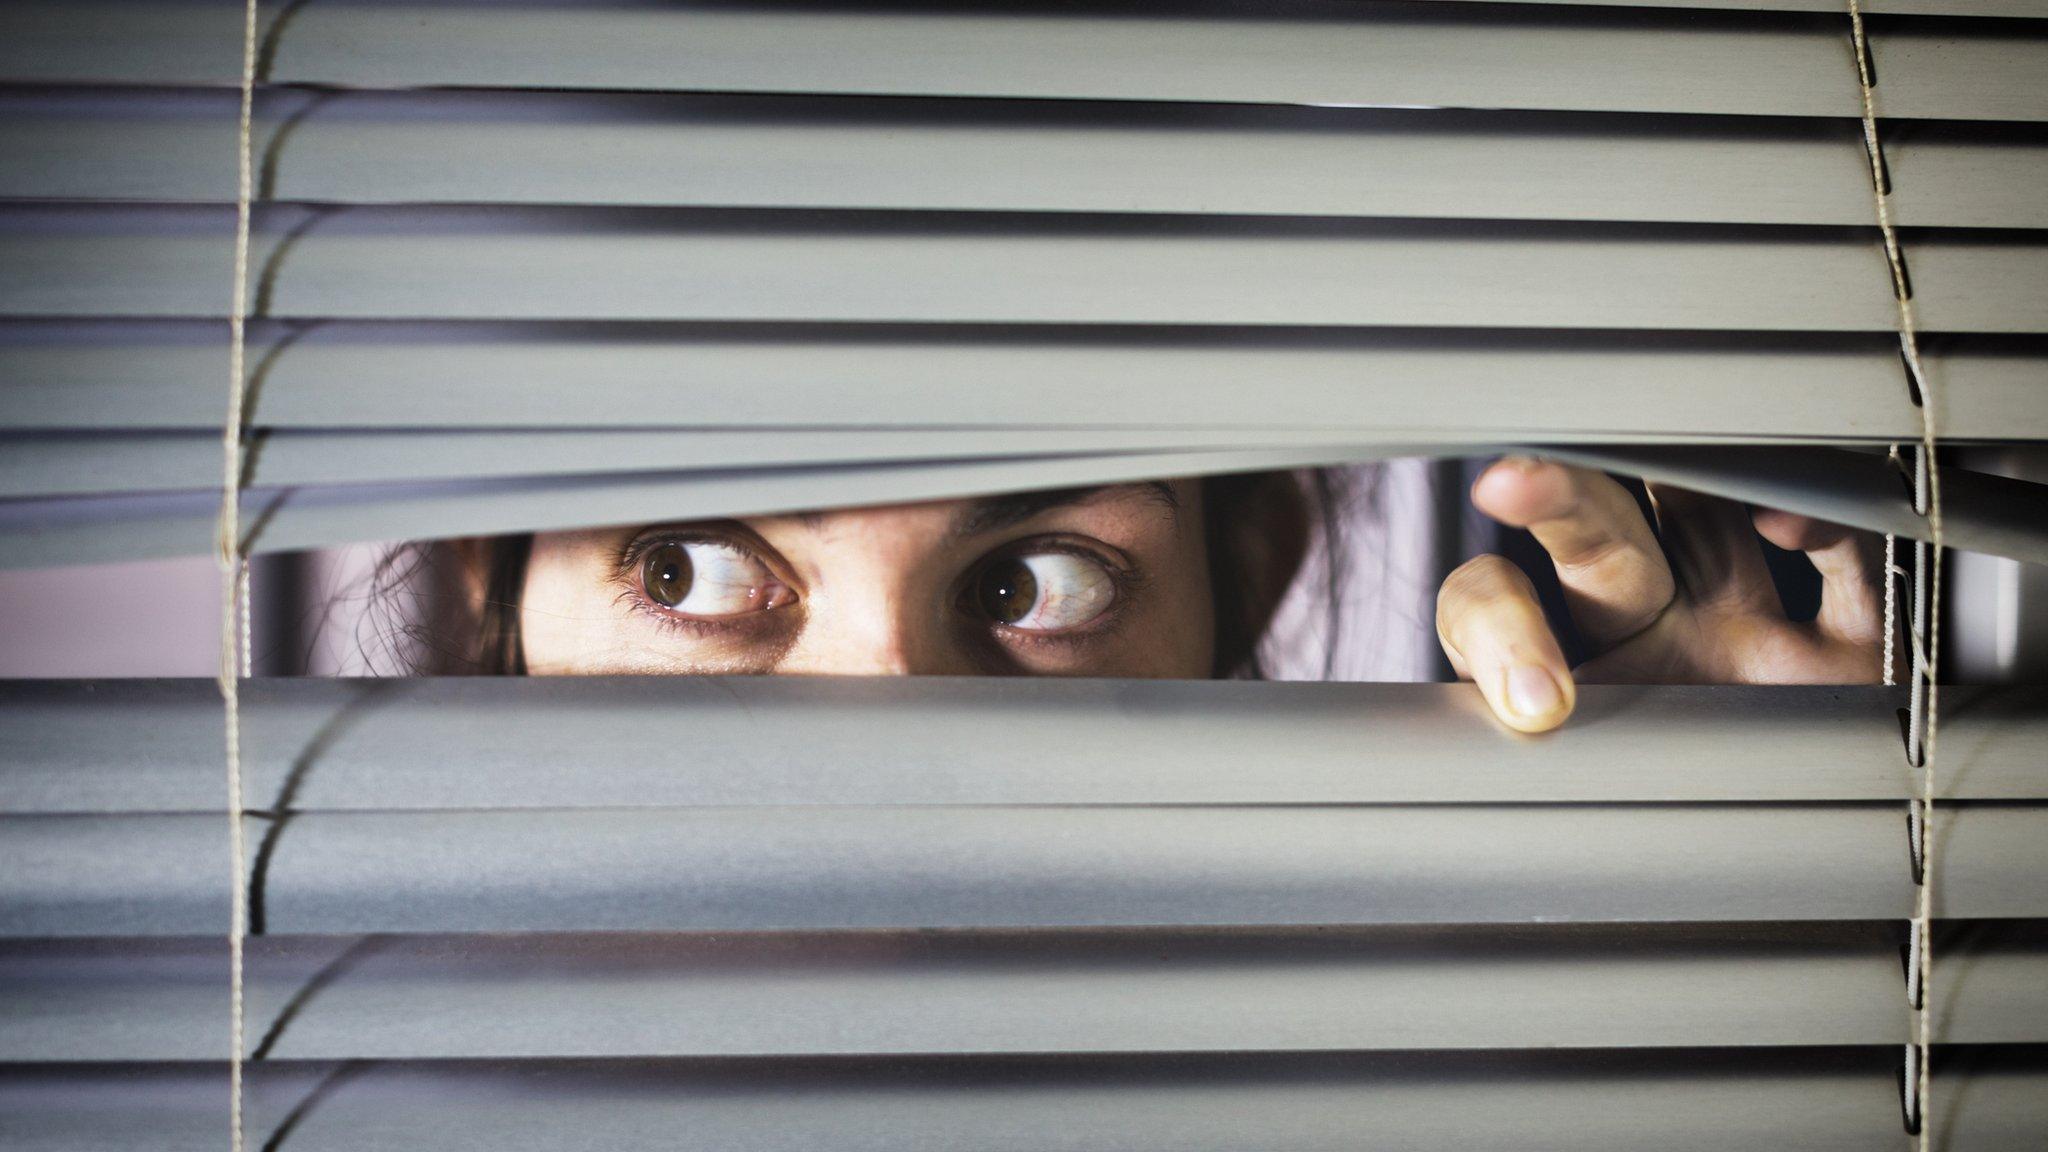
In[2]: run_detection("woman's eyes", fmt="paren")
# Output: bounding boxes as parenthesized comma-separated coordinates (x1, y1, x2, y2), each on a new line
(972, 552, 1118, 633)
(637, 540, 794, 618)
(629, 535, 1120, 636)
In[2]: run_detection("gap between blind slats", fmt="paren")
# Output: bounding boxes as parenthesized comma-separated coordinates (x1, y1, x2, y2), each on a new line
(0, 2, 2041, 122)
(5, 925, 2045, 1061)
(5, 325, 2042, 437)
(5, 91, 2046, 231)
(2, 804, 2041, 936)
(4, 680, 2043, 811)
(8, 206, 2046, 334)
(8, 1050, 2045, 1152)
(2, 445, 2043, 569)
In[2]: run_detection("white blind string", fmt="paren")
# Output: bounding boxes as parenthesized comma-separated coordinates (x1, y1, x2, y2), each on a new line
(1882, 440, 1900, 688)
(217, 0, 263, 1149)
(1846, 2, 1943, 1144)
(1882, 526, 1897, 687)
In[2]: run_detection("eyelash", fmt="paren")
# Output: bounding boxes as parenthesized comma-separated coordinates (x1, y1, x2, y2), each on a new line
(611, 528, 793, 639)
(968, 538, 1148, 646)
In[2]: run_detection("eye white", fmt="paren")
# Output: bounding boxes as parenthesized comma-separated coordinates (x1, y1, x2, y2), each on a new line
(672, 542, 776, 616)
(1007, 553, 1116, 632)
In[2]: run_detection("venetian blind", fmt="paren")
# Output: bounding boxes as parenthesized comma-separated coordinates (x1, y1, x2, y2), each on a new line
(1, 0, 2047, 1149)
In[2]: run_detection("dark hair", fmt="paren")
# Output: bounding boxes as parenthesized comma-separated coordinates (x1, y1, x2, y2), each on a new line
(1201, 471, 1312, 677)
(367, 469, 1360, 678)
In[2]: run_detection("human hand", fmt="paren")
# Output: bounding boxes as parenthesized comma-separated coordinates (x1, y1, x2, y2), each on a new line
(1436, 457, 1888, 734)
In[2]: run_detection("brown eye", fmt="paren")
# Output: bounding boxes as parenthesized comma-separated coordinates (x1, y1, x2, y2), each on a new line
(973, 553, 1118, 632)
(634, 538, 795, 618)
(976, 557, 1039, 624)
(640, 542, 693, 608)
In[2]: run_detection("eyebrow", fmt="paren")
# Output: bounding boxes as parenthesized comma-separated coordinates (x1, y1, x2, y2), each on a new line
(951, 480, 1181, 537)
(789, 480, 1181, 535)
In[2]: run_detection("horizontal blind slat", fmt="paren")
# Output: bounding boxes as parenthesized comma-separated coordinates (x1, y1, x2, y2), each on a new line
(2, 3, 2040, 122)
(1547, 445, 2048, 567)
(5, 445, 2040, 569)
(9, 205, 2038, 334)
(15, 325, 2035, 438)
(19, 207, 2029, 332)
(16, 431, 2048, 505)
(0, 447, 1378, 569)
(0, 429, 1398, 498)
(8, 91, 2045, 231)
(6, 926, 2043, 1061)
(10, 1049, 2039, 1152)
(2, 805, 2036, 936)
(5, 679, 2042, 812)
(1411, 0, 2043, 13)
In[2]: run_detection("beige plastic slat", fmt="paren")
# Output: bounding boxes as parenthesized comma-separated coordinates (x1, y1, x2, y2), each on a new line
(1422, 0, 2041, 12)
(6, 324, 2039, 440)
(2, 803, 2040, 936)
(9, 1049, 2043, 1152)
(9, 1, 2039, 118)
(6, 679, 2043, 811)
(0, 206, 1946, 331)
(6, 925, 2043, 1060)
(12, 91, 2043, 229)
(4, 2, 2043, 120)
(4, 442, 2045, 568)
(0, 428, 1388, 497)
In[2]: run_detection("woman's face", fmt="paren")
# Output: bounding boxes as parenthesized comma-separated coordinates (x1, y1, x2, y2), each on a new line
(517, 479, 1216, 677)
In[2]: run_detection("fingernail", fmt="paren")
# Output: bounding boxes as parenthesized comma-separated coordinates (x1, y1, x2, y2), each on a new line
(1505, 665, 1564, 718)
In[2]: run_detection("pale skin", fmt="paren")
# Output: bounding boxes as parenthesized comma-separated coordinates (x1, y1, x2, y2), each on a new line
(515, 459, 1884, 728)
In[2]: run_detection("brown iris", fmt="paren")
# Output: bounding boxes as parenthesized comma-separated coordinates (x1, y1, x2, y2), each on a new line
(641, 542, 693, 608)
(976, 557, 1038, 624)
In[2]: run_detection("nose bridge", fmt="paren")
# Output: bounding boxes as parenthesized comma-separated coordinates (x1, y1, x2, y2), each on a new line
(777, 560, 962, 677)
(819, 608, 922, 676)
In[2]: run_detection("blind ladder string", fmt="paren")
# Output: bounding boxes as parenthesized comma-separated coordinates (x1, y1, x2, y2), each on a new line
(1846, 2, 1944, 1144)
(216, 0, 263, 1149)
(1882, 529, 1897, 687)
(1882, 444, 1900, 688)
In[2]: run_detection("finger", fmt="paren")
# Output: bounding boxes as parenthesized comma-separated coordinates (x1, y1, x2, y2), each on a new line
(1753, 510, 1885, 648)
(1750, 509, 1855, 553)
(1471, 457, 1675, 646)
(1645, 483, 1777, 615)
(1436, 554, 1577, 734)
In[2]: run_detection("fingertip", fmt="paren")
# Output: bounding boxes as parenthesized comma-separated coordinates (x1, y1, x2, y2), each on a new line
(1494, 709, 1570, 735)
(1437, 549, 1576, 734)
(1476, 661, 1576, 735)
(1752, 507, 1854, 553)
(1471, 456, 1570, 528)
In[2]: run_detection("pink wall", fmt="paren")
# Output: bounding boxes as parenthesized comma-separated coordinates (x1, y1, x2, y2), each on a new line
(0, 556, 221, 677)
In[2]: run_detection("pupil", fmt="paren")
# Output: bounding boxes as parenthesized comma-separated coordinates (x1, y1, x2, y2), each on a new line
(642, 543, 693, 608)
(979, 559, 1038, 624)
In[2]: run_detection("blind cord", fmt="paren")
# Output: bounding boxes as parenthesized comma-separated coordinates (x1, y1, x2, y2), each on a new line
(1882, 435, 1897, 692)
(1882, 527, 1896, 687)
(217, 0, 263, 1149)
(1845, 2, 1943, 1144)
